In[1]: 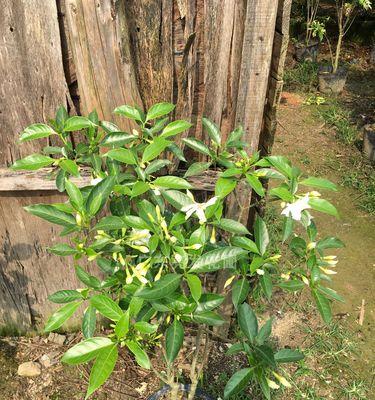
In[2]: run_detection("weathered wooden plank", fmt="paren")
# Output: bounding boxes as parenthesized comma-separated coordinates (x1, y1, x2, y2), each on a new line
(63, 0, 142, 131)
(0, 0, 79, 332)
(0, 168, 219, 192)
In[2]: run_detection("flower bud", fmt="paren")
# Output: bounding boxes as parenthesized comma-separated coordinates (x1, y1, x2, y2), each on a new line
(307, 242, 316, 250)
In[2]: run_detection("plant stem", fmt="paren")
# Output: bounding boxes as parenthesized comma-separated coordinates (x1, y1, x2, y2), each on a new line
(333, 31, 343, 74)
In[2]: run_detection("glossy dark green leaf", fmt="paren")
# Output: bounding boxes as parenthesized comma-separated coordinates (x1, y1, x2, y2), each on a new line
(165, 319, 184, 364)
(238, 302, 258, 342)
(153, 176, 192, 190)
(86, 176, 115, 216)
(93, 216, 127, 231)
(202, 117, 221, 146)
(48, 289, 83, 304)
(278, 280, 305, 292)
(86, 344, 118, 399)
(182, 137, 211, 156)
(231, 237, 259, 254)
(256, 318, 273, 345)
(214, 218, 250, 235)
(142, 137, 170, 163)
(245, 174, 265, 197)
(312, 289, 332, 324)
(193, 311, 224, 326)
(48, 243, 78, 256)
(186, 274, 202, 302)
(65, 179, 84, 211)
(105, 148, 137, 165)
(64, 116, 96, 132)
(224, 368, 253, 399)
(125, 340, 151, 369)
(19, 123, 56, 142)
(82, 306, 97, 339)
(24, 204, 76, 227)
(160, 120, 192, 138)
(90, 294, 124, 322)
(146, 102, 175, 120)
(183, 162, 211, 178)
(274, 348, 304, 363)
(254, 216, 269, 256)
(60, 159, 80, 177)
(135, 274, 182, 300)
(44, 301, 82, 332)
(232, 278, 250, 309)
(114, 105, 143, 122)
(12, 154, 55, 171)
(300, 177, 337, 191)
(254, 345, 276, 368)
(190, 247, 247, 273)
(309, 198, 339, 218)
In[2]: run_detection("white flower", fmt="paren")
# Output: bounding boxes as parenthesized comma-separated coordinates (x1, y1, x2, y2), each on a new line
(281, 194, 311, 222)
(181, 191, 218, 224)
(90, 177, 103, 186)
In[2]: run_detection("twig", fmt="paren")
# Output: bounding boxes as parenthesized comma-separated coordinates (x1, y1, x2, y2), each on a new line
(358, 299, 365, 326)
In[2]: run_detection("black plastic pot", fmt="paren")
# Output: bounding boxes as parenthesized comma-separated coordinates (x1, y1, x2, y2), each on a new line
(294, 40, 319, 62)
(147, 384, 214, 400)
(318, 65, 348, 94)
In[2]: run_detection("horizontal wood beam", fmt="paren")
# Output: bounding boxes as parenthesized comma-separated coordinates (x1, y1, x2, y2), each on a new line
(0, 168, 219, 192)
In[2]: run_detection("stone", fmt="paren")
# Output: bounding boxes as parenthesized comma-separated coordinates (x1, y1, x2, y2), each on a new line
(17, 361, 41, 377)
(47, 332, 66, 346)
(39, 354, 51, 369)
(363, 124, 375, 162)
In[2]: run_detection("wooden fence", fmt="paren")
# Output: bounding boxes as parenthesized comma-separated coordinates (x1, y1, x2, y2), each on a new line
(0, 0, 291, 332)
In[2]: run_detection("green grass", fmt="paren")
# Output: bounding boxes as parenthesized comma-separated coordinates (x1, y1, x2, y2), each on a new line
(318, 104, 358, 145)
(284, 61, 319, 93)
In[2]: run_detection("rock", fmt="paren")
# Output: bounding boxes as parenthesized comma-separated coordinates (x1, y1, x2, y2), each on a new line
(17, 361, 41, 377)
(39, 354, 51, 369)
(363, 124, 375, 162)
(47, 332, 66, 346)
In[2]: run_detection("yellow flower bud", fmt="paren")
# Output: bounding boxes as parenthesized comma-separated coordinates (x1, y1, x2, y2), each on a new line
(76, 213, 82, 226)
(301, 275, 309, 285)
(319, 267, 337, 275)
(307, 242, 316, 250)
(210, 227, 216, 244)
(272, 372, 292, 388)
(224, 275, 236, 289)
(266, 378, 280, 390)
(310, 191, 321, 197)
(280, 202, 286, 209)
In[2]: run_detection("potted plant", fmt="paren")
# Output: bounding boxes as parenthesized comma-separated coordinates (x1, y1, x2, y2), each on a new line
(12, 103, 344, 399)
(294, 0, 326, 62)
(318, 0, 372, 93)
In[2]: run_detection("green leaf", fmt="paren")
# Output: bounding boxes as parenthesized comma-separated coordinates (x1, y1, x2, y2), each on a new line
(82, 306, 96, 339)
(238, 303, 258, 342)
(193, 311, 224, 326)
(142, 137, 170, 163)
(146, 102, 175, 121)
(266, 156, 292, 178)
(182, 137, 211, 156)
(231, 237, 259, 254)
(90, 295, 124, 322)
(274, 348, 304, 363)
(312, 289, 332, 323)
(214, 218, 250, 235)
(48, 290, 83, 304)
(61, 337, 114, 365)
(86, 176, 115, 216)
(165, 319, 184, 364)
(114, 105, 143, 122)
(123, 215, 150, 230)
(232, 278, 250, 309)
(65, 179, 84, 211)
(162, 190, 193, 210)
(282, 216, 294, 242)
(48, 243, 78, 256)
(20, 123, 56, 142)
(316, 236, 345, 251)
(153, 176, 192, 190)
(226, 342, 245, 356)
(64, 116, 96, 132)
(224, 368, 253, 399)
(135, 274, 182, 300)
(300, 177, 337, 191)
(258, 372, 271, 400)
(76, 266, 100, 289)
(115, 311, 130, 339)
(260, 271, 273, 300)
(100, 132, 137, 147)
(184, 162, 211, 178)
(60, 159, 80, 177)
(186, 274, 202, 302)
(134, 321, 158, 334)
(12, 154, 55, 171)
(190, 247, 248, 273)
(317, 286, 344, 303)
(202, 117, 221, 146)
(195, 294, 225, 313)
(254, 216, 269, 256)
(145, 159, 171, 175)
(215, 178, 237, 198)
(105, 148, 137, 165)
(256, 318, 273, 345)
(245, 174, 265, 197)
(94, 216, 127, 231)
(254, 345, 276, 368)
(24, 204, 75, 227)
(86, 344, 118, 399)
(125, 340, 151, 369)
(308, 198, 339, 218)
(44, 301, 82, 332)
(278, 280, 305, 292)
(161, 120, 192, 138)
(269, 187, 294, 202)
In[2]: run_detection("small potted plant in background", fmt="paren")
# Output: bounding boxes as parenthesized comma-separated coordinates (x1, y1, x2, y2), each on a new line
(11, 103, 344, 399)
(318, 0, 372, 93)
(295, 0, 326, 62)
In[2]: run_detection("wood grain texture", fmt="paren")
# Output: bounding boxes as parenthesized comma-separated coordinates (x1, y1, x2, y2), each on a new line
(0, 0, 80, 332)
(63, 0, 142, 131)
